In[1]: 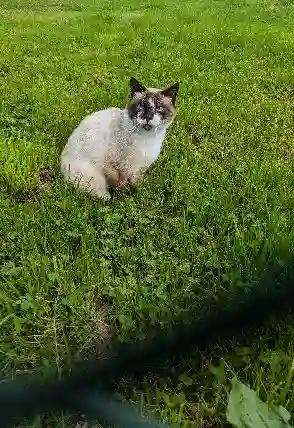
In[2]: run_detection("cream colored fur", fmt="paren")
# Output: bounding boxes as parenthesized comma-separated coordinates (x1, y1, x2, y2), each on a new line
(60, 101, 174, 200)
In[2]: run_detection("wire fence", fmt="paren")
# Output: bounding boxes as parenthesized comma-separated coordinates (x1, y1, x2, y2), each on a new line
(1, 261, 294, 428)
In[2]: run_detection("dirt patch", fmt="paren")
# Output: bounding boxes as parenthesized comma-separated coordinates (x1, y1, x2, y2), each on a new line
(280, 136, 294, 161)
(38, 166, 56, 185)
(0, 63, 10, 77)
(13, 189, 39, 203)
(84, 297, 116, 356)
(277, 86, 294, 103)
(184, 122, 209, 147)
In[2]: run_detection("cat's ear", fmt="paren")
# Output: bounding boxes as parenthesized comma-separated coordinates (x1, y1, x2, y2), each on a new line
(130, 77, 146, 97)
(161, 83, 179, 105)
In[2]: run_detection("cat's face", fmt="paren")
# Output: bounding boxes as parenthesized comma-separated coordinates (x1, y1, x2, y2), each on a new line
(127, 77, 179, 131)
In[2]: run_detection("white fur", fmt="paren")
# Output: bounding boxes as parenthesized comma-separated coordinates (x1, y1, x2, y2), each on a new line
(60, 108, 173, 200)
(149, 113, 162, 129)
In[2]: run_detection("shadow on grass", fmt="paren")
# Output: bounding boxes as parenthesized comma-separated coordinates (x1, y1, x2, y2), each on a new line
(1, 182, 40, 203)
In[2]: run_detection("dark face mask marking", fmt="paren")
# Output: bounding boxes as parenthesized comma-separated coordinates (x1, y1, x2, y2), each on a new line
(127, 78, 179, 130)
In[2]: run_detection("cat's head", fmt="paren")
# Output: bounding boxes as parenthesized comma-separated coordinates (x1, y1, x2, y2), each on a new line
(127, 77, 179, 132)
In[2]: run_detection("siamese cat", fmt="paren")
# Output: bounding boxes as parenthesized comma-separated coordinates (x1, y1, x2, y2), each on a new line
(60, 77, 179, 200)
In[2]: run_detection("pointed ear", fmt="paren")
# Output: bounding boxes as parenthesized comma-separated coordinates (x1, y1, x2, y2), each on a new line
(161, 83, 179, 105)
(130, 77, 146, 97)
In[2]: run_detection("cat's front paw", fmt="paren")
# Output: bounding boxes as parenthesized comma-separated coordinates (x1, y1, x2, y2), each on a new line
(90, 187, 111, 201)
(129, 172, 144, 187)
(101, 192, 111, 201)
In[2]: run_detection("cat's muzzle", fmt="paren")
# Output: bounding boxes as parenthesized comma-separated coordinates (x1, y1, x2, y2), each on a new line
(143, 123, 152, 131)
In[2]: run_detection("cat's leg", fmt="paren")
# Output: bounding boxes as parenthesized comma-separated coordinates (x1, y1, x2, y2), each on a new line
(66, 163, 111, 200)
(128, 168, 145, 187)
(103, 165, 121, 187)
(116, 170, 130, 188)
(86, 171, 111, 200)
(106, 165, 131, 189)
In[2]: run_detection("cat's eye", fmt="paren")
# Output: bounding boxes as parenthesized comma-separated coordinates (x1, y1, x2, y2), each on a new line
(157, 106, 165, 113)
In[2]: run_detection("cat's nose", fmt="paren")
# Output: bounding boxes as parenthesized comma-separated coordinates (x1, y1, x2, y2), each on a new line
(143, 123, 152, 131)
(145, 111, 154, 121)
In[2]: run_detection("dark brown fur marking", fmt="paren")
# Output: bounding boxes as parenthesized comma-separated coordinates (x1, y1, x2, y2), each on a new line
(127, 92, 175, 121)
(128, 78, 179, 128)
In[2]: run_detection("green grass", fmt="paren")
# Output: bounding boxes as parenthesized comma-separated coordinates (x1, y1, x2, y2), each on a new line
(1, 0, 294, 425)
(127, 314, 294, 427)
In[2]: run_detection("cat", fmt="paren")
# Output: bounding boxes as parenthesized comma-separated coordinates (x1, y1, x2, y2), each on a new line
(60, 77, 179, 200)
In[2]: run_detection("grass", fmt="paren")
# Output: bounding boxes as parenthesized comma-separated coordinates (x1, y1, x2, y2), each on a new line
(127, 315, 294, 427)
(1, 0, 294, 425)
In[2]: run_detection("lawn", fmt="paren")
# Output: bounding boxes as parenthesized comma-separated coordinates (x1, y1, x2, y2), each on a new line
(1, 0, 294, 426)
